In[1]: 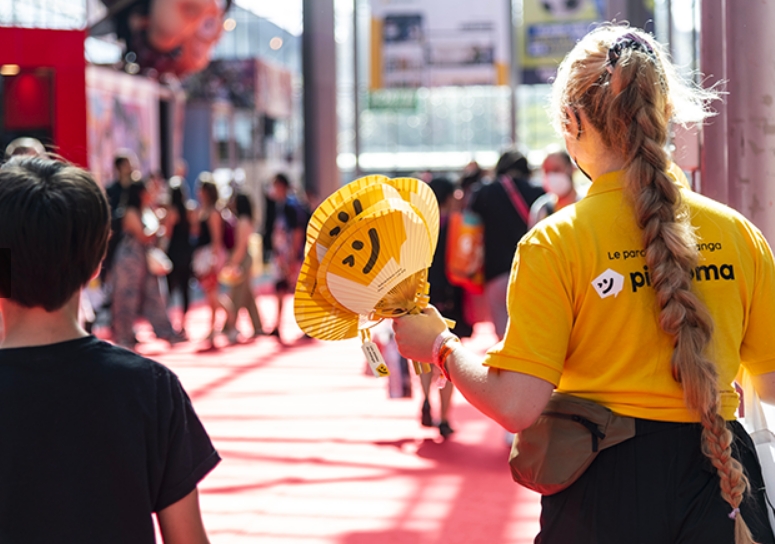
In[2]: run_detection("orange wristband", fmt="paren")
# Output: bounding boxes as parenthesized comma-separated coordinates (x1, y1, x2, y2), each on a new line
(436, 336, 460, 382)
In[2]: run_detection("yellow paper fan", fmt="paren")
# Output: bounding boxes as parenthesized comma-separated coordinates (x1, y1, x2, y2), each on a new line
(305, 175, 439, 256)
(293, 248, 360, 341)
(311, 190, 432, 310)
(386, 177, 440, 252)
(295, 183, 410, 340)
(309, 182, 405, 270)
(316, 201, 432, 317)
(294, 176, 438, 342)
(304, 174, 389, 256)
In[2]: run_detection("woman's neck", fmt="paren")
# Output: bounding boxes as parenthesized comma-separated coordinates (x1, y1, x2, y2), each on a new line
(587, 152, 626, 182)
(570, 114, 627, 182)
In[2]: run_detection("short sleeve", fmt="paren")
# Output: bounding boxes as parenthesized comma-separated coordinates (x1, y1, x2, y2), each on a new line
(740, 228, 775, 375)
(153, 373, 220, 512)
(483, 235, 573, 385)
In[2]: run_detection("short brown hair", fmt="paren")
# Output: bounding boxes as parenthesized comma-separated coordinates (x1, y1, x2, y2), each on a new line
(198, 176, 219, 207)
(0, 157, 110, 311)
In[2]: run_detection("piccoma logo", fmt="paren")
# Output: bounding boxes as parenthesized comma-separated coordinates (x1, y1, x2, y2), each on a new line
(591, 269, 625, 298)
(630, 263, 736, 293)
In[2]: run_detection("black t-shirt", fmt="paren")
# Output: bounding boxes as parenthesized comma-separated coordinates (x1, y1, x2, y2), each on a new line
(197, 216, 212, 248)
(104, 180, 128, 275)
(0, 336, 220, 544)
(263, 196, 309, 257)
(469, 175, 545, 281)
(428, 216, 473, 338)
(167, 202, 193, 264)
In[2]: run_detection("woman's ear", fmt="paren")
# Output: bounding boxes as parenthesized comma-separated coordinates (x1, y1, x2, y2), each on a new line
(564, 105, 583, 140)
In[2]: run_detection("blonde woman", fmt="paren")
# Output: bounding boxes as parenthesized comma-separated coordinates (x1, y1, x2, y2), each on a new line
(393, 26, 775, 544)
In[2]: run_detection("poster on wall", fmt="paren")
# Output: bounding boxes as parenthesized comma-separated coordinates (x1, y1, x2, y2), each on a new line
(370, 0, 511, 89)
(86, 66, 160, 187)
(520, 0, 604, 84)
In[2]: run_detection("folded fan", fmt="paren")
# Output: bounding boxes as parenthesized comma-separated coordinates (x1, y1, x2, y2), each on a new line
(294, 176, 443, 376)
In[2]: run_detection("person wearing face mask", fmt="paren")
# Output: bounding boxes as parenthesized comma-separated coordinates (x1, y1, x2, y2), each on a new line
(528, 150, 580, 227)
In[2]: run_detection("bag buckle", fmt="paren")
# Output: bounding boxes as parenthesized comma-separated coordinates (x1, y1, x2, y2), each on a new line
(544, 412, 607, 452)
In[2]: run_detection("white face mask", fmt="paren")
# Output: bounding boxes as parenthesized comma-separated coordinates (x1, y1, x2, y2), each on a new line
(544, 172, 574, 197)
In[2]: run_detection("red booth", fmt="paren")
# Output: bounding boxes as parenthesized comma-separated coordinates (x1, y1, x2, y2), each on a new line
(0, 27, 87, 166)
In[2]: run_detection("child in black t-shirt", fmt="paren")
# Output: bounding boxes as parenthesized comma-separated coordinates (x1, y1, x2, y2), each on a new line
(0, 157, 220, 544)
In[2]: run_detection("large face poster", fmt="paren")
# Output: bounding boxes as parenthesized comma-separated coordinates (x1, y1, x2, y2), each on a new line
(90, 0, 230, 77)
(520, 0, 604, 84)
(370, 0, 511, 88)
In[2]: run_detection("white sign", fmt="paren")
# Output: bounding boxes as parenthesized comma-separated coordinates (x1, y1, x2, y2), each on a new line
(370, 0, 511, 88)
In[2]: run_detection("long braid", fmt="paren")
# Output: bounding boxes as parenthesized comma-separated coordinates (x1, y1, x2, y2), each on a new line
(552, 26, 754, 544)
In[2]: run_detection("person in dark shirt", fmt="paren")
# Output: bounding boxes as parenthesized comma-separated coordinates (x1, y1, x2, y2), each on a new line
(104, 153, 137, 276)
(0, 156, 220, 543)
(468, 149, 544, 339)
(421, 177, 474, 439)
(263, 173, 306, 343)
(164, 176, 195, 336)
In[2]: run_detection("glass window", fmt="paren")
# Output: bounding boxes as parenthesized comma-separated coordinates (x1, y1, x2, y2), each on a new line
(234, 112, 254, 161)
(213, 113, 230, 164)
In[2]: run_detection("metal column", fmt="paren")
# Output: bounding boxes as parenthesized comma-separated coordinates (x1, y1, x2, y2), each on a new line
(698, 0, 728, 203)
(302, 0, 340, 200)
(700, 0, 775, 242)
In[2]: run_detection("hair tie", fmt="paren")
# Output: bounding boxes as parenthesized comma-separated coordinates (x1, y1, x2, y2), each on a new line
(606, 32, 657, 74)
(728, 507, 740, 520)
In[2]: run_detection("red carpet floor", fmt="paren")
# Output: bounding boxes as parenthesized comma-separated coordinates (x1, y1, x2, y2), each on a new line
(128, 296, 542, 543)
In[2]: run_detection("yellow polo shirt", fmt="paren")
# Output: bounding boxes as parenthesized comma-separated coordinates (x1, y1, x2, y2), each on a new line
(484, 170, 775, 422)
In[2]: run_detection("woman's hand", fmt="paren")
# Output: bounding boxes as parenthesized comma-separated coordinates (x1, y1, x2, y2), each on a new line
(392, 305, 449, 363)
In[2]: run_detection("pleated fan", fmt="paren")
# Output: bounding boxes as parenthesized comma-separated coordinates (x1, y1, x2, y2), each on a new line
(294, 175, 442, 376)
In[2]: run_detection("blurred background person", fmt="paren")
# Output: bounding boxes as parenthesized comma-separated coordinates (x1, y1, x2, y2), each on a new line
(146, 169, 168, 207)
(110, 180, 181, 349)
(221, 191, 264, 343)
(458, 160, 484, 209)
(101, 152, 138, 327)
(421, 176, 474, 439)
(529, 149, 580, 226)
(468, 149, 544, 340)
(4, 137, 47, 159)
(163, 176, 194, 337)
(192, 173, 234, 346)
(263, 173, 306, 343)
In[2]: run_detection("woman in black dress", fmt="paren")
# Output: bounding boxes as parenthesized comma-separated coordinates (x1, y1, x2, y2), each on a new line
(164, 177, 194, 336)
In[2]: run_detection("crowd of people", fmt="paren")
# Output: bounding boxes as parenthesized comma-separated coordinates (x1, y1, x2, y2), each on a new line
(0, 141, 310, 352)
(98, 158, 310, 350)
